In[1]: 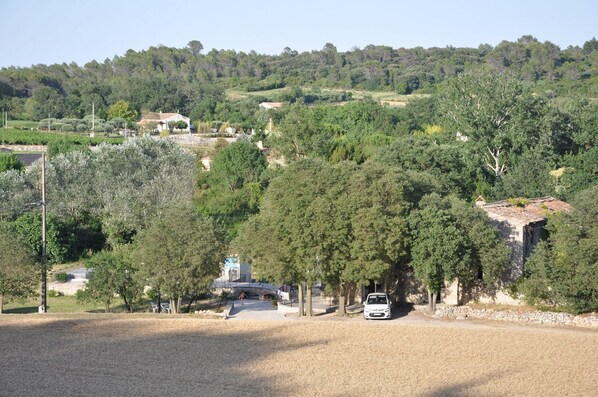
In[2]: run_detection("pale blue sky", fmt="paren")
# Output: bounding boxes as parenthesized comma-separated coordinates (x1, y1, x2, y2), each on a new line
(1, 0, 596, 68)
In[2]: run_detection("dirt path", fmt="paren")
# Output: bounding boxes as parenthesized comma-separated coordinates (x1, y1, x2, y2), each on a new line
(1, 313, 596, 396)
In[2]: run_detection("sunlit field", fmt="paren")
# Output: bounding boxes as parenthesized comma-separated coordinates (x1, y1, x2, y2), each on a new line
(1, 314, 596, 396)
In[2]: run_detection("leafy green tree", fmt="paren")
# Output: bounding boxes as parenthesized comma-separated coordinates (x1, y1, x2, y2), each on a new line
(14, 212, 71, 265)
(409, 194, 467, 312)
(77, 248, 142, 313)
(196, 140, 268, 239)
(374, 135, 479, 199)
(520, 185, 598, 313)
(0, 153, 24, 172)
(209, 140, 267, 192)
(107, 100, 138, 122)
(0, 222, 37, 313)
(187, 40, 204, 56)
(132, 204, 226, 314)
(439, 72, 546, 178)
(490, 149, 555, 200)
(175, 120, 188, 131)
(30, 86, 68, 121)
(409, 194, 509, 311)
(272, 103, 336, 160)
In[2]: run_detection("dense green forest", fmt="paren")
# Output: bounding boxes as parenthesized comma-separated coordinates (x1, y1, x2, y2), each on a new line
(1, 35, 597, 123)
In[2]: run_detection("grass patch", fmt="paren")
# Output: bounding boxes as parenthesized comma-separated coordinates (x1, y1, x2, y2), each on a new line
(225, 86, 429, 106)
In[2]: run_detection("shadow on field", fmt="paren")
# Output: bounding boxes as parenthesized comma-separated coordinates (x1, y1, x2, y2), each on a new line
(0, 316, 327, 396)
(418, 371, 508, 397)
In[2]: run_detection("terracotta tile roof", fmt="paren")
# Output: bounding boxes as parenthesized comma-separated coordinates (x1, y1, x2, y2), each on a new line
(477, 197, 573, 225)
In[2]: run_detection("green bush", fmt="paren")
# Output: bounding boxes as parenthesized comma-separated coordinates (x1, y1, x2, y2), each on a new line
(48, 289, 63, 297)
(53, 272, 69, 282)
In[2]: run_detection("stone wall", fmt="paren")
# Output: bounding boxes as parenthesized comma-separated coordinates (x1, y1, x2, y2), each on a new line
(431, 305, 598, 328)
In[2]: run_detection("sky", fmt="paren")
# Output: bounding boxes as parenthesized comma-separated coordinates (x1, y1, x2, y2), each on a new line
(1, 0, 596, 68)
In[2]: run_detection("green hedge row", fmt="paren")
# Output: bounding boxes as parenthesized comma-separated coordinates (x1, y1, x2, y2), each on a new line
(0, 129, 123, 146)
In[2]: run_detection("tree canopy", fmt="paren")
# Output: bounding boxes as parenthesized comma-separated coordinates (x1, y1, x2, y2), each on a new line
(132, 204, 226, 314)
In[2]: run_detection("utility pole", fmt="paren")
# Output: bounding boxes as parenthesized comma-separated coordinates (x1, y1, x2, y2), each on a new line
(48, 113, 51, 132)
(39, 153, 48, 313)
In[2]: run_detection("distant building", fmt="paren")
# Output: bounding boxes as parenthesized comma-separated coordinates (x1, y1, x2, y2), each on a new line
(223, 257, 252, 282)
(137, 112, 190, 133)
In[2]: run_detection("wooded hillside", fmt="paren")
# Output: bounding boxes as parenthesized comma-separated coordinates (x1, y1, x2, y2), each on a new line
(1, 36, 596, 121)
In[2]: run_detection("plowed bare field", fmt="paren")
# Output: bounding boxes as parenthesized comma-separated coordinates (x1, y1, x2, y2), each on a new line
(1, 314, 596, 396)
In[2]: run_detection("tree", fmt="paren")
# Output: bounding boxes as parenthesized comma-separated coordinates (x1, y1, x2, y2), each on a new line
(187, 40, 204, 56)
(0, 153, 24, 172)
(196, 140, 268, 239)
(175, 120, 188, 131)
(107, 100, 138, 122)
(374, 135, 479, 200)
(409, 194, 509, 311)
(0, 222, 37, 313)
(14, 212, 72, 265)
(132, 204, 226, 314)
(439, 72, 545, 178)
(519, 185, 598, 313)
(409, 194, 467, 312)
(77, 248, 142, 313)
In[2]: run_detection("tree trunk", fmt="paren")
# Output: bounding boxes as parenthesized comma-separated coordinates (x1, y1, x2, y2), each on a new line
(337, 283, 346, 317)
(428, 290, 437, 314)
(123, 295, 132, 313)
(157, 290, 162, 313)
(105, 303, 110, 313)
(0, 294, 3, 314)
(306, 283, 313, 317)
(297, 283, 304, 317)
(456, 278, 462, 306)
(177, 297, 182, 314)
(185, 295, 197, 313)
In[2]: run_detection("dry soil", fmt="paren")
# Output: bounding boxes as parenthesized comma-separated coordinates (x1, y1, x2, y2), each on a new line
(0, 314, 596, 396)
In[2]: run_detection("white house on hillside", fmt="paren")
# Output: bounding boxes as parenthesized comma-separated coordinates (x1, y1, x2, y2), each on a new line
(137, 112, 191, 133)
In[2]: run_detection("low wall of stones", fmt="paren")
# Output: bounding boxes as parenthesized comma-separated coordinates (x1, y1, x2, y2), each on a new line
(430, 305, 598, 328)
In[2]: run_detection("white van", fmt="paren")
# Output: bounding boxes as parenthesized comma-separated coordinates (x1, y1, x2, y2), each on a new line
(363, 293, 392, 320)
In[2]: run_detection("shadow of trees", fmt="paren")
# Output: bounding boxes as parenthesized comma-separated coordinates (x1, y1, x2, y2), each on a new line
(0, 315, 324, 396)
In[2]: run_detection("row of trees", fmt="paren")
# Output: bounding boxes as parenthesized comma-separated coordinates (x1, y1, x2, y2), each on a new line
(234, 159, 510, 316)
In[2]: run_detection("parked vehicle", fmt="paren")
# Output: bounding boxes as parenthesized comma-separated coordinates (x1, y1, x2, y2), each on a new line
(363, 293, 392, 320)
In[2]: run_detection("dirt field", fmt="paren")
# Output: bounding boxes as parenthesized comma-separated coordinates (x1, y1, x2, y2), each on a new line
(1, 314, 596, 396)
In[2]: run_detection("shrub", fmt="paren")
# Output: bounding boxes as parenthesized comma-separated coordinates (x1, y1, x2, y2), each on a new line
(53, 272, 69, 282)
(48, 289, 63, 297)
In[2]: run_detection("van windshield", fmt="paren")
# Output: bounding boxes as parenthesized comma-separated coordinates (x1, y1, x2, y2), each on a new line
(367, 295, 388, 305)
